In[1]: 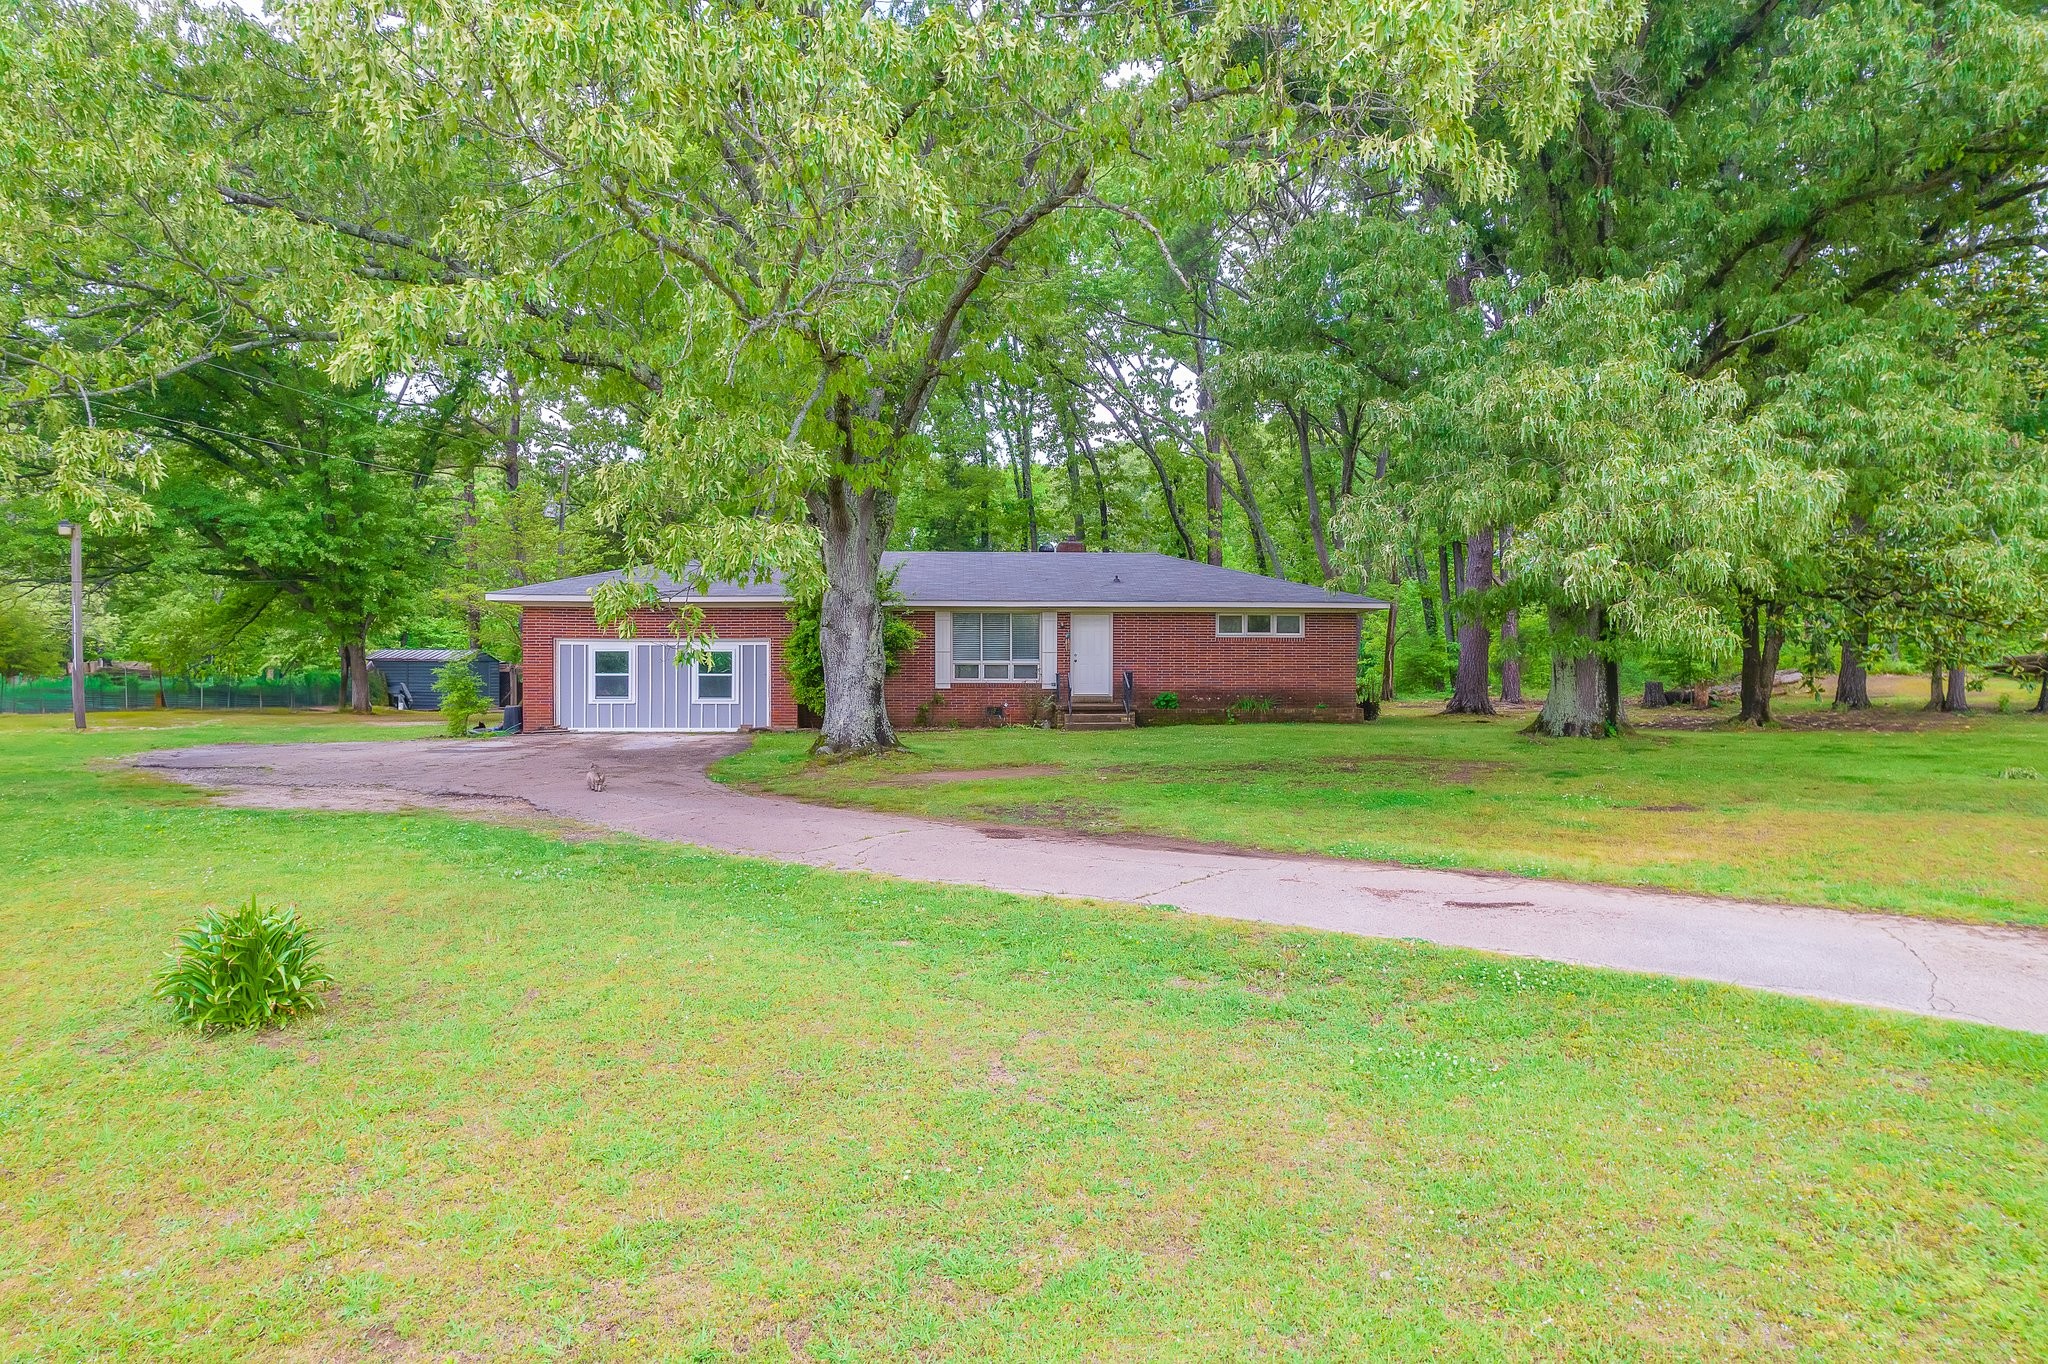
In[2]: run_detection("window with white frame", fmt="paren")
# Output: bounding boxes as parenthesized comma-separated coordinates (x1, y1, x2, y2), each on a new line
(693, 648, 734, 702)
(1215, 612, 1304, 637)
(591, 648, 633, 701)
(952, 612, 1041, 681)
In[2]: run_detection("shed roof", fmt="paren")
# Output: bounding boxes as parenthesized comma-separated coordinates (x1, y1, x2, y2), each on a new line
(486, 552, 1385, 611)
(368, 649, 488, 664)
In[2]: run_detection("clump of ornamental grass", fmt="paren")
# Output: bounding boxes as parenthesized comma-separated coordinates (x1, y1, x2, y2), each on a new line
(153, 898, 333, 1032)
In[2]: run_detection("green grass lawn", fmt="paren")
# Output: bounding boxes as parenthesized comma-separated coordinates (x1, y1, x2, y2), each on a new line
(715, 698, 2048, 927)
(3, 712, 2045, 1360)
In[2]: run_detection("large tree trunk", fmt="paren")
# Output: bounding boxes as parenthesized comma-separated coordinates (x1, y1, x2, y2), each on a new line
(1737, 602, 1785, 727)
(1534, 605, 1608, 737)
(1446, 528, 1495, 715)
(1926, 663, 1947, 711)
(1738, 599, 1764, 722)
(341, 623, 372, 715)
(1834, 629, 1871, 709)
(1946, 665, 1968, 713)
(809, 476, 899, 755)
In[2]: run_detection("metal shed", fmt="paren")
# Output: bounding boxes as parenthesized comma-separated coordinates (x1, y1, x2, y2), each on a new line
(367, 649, 502, 711)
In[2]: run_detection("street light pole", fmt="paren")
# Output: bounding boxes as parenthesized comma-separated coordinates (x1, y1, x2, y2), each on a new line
(56, 520, 84, 730)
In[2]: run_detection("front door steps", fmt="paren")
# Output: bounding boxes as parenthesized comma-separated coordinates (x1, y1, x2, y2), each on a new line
(1061, 695, 1134, 730)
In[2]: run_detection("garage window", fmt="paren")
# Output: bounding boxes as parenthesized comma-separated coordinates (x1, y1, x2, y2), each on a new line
(953, 612, 1040, 681)
(693, 649, 734, 702)
(1216, 613, 1303, 637)
(591, 648, 634, 702)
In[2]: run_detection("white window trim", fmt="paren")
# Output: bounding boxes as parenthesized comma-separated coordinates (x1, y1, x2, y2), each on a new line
(1215, 612, 1304, 638)
(588, 644, 637, 705)
(691, 647, 736, 704)
(949, 611, 1043, 685)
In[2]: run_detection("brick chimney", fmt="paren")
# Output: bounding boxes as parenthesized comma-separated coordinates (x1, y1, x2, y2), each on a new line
(1055, 537, 1088, 552)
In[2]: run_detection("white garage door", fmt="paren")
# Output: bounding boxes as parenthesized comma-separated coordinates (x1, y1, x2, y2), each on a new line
(555, 639, 771, 732)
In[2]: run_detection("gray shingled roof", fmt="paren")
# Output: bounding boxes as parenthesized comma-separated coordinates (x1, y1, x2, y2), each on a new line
(487, 552, 1383, 610)
(368, 648, 476, 663)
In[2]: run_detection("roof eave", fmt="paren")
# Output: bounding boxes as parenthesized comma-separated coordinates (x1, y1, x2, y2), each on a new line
(486, 591, 1384, 610)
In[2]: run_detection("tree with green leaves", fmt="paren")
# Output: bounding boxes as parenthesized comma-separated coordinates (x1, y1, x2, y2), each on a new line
(4, 0, 1644, 752)
(1486, 0, 2048, 712)
(1351, 274, 1837, 736)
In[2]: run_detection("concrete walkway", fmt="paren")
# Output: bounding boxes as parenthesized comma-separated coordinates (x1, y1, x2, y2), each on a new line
(136, 734, 2048, 1034)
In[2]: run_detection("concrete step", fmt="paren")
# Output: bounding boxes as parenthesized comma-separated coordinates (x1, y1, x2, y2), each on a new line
(1063, 711, 1135, 730)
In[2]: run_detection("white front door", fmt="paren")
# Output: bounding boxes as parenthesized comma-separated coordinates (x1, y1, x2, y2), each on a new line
(1069, 612, 1113, 695)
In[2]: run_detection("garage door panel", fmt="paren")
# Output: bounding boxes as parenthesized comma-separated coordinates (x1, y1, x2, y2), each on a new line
(554, 639, 767, 732)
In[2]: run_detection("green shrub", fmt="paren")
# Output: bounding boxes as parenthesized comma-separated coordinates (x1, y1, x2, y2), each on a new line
(434, 654, 490, 735)
(1152, 691, 1179, 709)
(784, 572, 920, 716)
(153, 898, 333, 1032)
(1225, 696, 1276, 722)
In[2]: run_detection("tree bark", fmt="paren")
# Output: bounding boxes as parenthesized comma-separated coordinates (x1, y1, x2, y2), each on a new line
(1291, 406, 1332, 578)
(1204, 460, 1224, 565)
(1494, 527, 1521, 704)
(460, 468, 482, 650)
(1414, 548, 1439, 641)
(807, 475, 899, 754)
(1063, 448, 1087, 543)
(1946, 665, 1968, 713)
(1499, 611, 1522, 703)
(1380, 600, 1398, 702)
(1737, 598, 1782, 725)
(1926, 663, 1946, 711)
(1738, 599, 1763, 722)
(1437, 545, 1456, 647)
(1834, 629, 1871, 709)
(502, 375, 527, 582)
(342, 623, 372, 715)
(1219, 434, 1280, 575)
(1534, 605, 1608, 738)
(1446, 528, 1495, 714)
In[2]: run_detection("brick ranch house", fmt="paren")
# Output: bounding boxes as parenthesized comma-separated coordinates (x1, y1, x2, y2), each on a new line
(486, 548, 1385, 733)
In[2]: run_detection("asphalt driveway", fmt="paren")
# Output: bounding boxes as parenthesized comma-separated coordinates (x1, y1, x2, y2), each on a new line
(135, 733, 2048, 1033)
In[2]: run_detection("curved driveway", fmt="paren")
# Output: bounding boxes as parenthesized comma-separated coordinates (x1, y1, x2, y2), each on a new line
(136, 733, 2048, 1034)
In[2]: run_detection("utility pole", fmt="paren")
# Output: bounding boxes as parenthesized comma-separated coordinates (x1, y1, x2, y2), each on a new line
(56, 520, 84, 730)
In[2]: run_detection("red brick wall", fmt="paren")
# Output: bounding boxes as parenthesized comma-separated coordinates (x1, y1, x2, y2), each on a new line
(517, 603, 1362, 731)
(516, 604, 797, 731)
(884, 610, 1064, 728)
(883, 608, 1362, 727)
(1113, 611, 1361, 717)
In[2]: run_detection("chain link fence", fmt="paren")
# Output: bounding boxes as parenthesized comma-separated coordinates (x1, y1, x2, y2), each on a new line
(0, 672, 345, 715)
